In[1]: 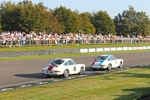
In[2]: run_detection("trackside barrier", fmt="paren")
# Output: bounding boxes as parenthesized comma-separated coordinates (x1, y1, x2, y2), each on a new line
(0, 38, 150, 47)
(1, 46, 150, 57)
(80, 46, 150, 53)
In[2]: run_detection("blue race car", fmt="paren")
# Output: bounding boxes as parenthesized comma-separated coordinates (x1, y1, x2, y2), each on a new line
(90, 54, 123, 71)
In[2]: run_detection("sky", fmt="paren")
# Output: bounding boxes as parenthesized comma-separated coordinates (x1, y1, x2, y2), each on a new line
(1, 0, 150, 18)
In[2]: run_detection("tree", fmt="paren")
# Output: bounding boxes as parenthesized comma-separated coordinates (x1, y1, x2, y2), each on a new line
(46, 10, 64, 34)
(18, 1, 49, 33)
(78, 12, 95, 34)
(0, 0, 58, 33)
(91, 11, 115, 35)
(114, 5, 150, 36)
(0, 1, 20, 31)
(53, 6, 79, 33)
(0, 23, 2, 32)
(0, 16, 2, 32)
(136, 12, 150, 36)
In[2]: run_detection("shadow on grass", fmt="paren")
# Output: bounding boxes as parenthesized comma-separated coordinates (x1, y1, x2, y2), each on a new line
(114, 87, 150, 100)
(118, 66, 150, 78)
(114, 66, 150, 100)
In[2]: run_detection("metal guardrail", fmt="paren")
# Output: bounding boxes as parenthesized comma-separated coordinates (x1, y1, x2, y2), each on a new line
(0, 38, 150, 47)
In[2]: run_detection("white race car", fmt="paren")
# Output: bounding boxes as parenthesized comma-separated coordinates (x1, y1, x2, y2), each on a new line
(90, 54, 123, 71)
(42, 58, 86, 78)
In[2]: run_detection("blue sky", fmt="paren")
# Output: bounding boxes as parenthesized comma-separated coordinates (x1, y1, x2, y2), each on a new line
(1, 0, 150, 18)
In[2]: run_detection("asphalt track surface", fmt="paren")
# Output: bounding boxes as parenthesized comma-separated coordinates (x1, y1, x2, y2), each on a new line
(0, 52, 150, 90)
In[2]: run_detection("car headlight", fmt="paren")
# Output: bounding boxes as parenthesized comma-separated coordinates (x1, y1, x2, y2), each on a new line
(101, 65, 106, 68)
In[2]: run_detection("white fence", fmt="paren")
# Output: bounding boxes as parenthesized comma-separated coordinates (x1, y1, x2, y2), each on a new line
(80, 46, 150, 53)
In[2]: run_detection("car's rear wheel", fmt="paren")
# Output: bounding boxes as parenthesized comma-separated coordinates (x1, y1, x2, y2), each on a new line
(46, 74, 52, 78)
(92, 68, 96, 71)
(78, 67, 84, 75)
(63, 69, 69, 78)
(107, 64, 112, 71)
(118, 61, 123, 69)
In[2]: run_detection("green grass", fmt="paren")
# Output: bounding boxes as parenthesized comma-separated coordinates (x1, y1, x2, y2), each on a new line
(0, 67, 150, 100)
(0, 43, 150, 61)
(0, 49, 150, 61)
(0, 43, 150, 100)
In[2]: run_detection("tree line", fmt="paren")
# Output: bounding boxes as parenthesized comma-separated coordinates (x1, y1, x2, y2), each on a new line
(0, 1, 150, 37)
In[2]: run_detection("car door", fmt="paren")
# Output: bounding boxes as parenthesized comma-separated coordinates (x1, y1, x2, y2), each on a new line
(67, 60, 77, 74)
(107, 55, 118, 68)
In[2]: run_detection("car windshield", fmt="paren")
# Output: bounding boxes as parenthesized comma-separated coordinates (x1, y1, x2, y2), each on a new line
(95, 56, 107, 61)
(49, 59, 64, 65)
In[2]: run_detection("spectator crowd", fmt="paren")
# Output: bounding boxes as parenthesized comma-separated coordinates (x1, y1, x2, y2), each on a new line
(0, 31, 149, 47)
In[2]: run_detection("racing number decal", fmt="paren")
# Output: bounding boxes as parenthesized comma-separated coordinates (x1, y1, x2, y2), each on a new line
(74, 66, 76, 71)
(115, 61, 118, 66)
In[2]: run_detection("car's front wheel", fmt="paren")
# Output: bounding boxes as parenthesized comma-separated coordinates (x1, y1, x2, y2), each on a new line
(107, 64, 112, 71)
(118, 61, 123, 69)
(63, 69, 69, 78)
(78, 67, 84, 75)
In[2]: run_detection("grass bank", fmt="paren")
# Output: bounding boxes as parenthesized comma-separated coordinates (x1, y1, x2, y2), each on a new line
(0, 49, 150, 61)
(0, 43, 150, 52)
(0, 66, 150, 100)
(0, 43, 150, 61)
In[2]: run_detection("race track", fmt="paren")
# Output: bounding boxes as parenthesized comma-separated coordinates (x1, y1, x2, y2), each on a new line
(0, 52, 150, 89)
